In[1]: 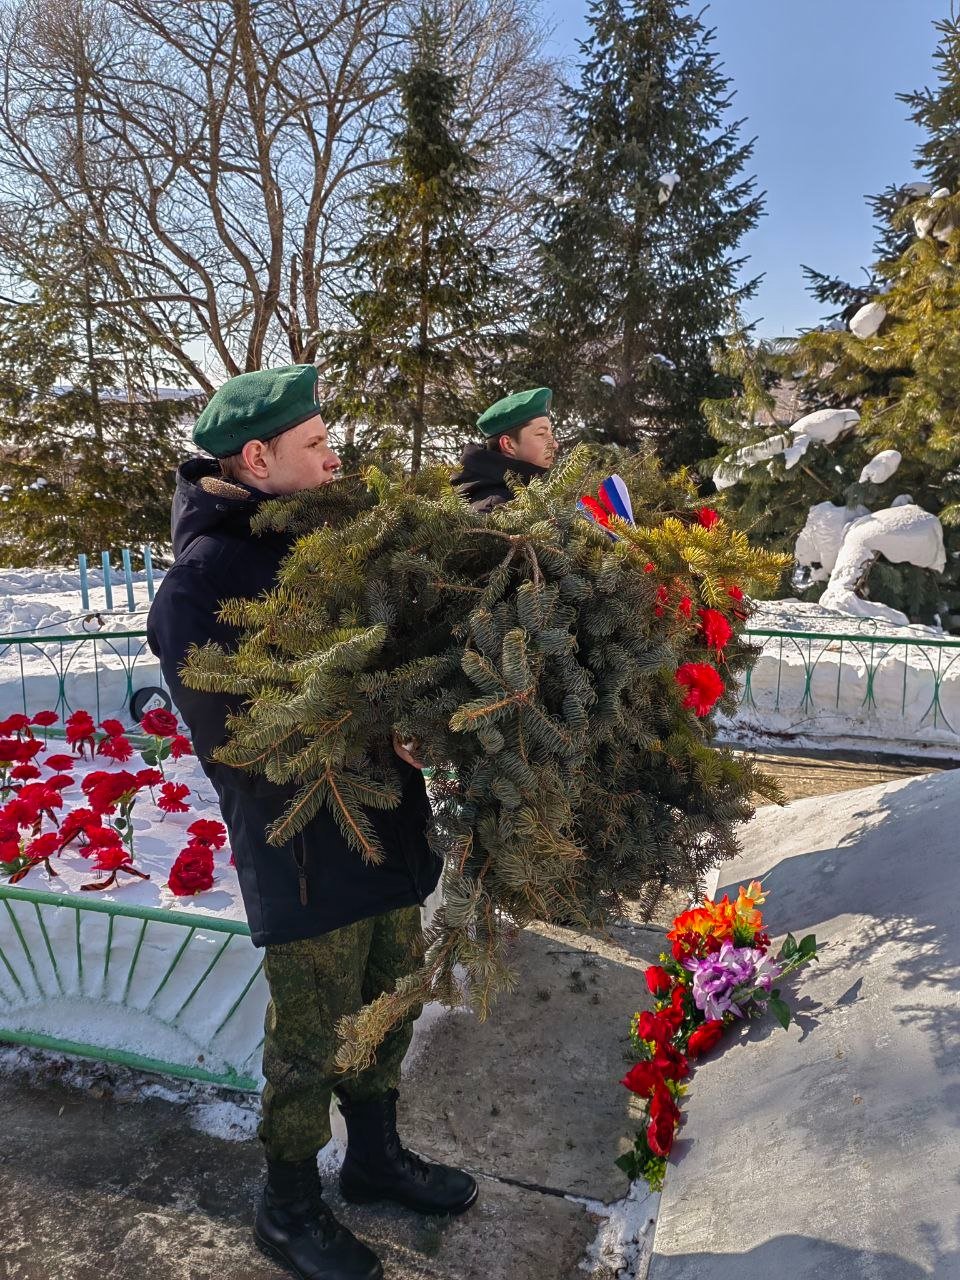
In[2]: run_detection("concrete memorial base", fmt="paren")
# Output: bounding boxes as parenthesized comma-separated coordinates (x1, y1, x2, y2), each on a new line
(650, 771, 960, 1279)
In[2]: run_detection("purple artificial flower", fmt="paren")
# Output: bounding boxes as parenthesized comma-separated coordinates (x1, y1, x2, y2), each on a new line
(683, 941, 781, 1021)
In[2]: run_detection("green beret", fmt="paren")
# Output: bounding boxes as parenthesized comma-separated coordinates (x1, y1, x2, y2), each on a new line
(477, 387, 553, 439)
(193, 365, 323, 457)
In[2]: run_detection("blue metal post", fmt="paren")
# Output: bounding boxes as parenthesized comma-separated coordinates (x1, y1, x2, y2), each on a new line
(101, 551, 113, 610)
(78, 554, 90, 610)
(121, 548, 135, 610)
(143, 546, 155, 601)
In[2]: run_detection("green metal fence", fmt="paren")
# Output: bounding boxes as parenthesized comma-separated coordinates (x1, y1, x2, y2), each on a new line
(0, 885, 265, 1091)
(733, 626, 960, 752)
(0, 628, 162, 724)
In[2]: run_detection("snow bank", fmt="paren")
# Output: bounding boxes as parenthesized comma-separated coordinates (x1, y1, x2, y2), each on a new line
(819, 504, 946, 625)
(722, 600, 960, 757)
(0, 567, 167, 721)
(794, 501, 869, 585)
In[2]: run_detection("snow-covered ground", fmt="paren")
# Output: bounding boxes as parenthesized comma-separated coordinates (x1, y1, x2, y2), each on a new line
(723, 599, 960, 758)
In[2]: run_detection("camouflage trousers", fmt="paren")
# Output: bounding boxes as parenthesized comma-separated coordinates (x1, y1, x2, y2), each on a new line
(259, 905, 425, 1161)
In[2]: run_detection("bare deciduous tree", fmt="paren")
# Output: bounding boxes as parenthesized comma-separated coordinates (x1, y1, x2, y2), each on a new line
(0, 0, 556, 390)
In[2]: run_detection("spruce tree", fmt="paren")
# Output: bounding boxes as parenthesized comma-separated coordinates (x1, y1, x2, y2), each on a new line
(707, 15, 960, 626)
(0, 221, 193, 567)
(182, 445, 786, 1066)
(327, 10, 509, 474)
(527, 0, 762, 472)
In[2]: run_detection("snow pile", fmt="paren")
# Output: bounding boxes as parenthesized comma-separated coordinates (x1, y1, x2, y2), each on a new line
(714, 409, 859, 490)
(859, 449, 901, 485)
(848, 301, 886, 338)
(794, 501, 870, 585)
(819, 504, 946, 625)
(0, 566, 162, 634)
(575, 1181, 660, 1277)
(721, 599, 960, 756)
(913, 186, 958, 241)
(657, 171, 679, 204)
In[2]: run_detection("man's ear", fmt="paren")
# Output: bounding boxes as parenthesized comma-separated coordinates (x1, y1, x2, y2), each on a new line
(240, 439, 269, 477)
(498, 433, 517, 456)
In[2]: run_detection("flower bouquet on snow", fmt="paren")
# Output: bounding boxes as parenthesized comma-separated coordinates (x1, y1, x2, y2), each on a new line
(618, 880, 818, 1190)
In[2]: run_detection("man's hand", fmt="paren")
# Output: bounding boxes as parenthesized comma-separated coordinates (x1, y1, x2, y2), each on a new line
(392, 731, 424, 770)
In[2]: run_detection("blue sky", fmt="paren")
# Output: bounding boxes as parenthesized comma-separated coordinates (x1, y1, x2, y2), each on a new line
(541, 0, 951, 336)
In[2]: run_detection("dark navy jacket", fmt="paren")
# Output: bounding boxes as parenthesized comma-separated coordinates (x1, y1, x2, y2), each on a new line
(147, 457, 441, 947)
(450, 443, 547, 512)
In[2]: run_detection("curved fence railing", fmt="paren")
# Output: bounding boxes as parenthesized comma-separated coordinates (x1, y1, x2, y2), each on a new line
(728, 627, 960, 754)
(0, 629, 162, 724)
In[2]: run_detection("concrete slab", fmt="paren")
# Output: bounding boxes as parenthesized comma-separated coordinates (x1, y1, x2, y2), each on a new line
(650, 771, 960, 1280)
(0, 1066, 599, 1280)
(400, 920, 663, 1203)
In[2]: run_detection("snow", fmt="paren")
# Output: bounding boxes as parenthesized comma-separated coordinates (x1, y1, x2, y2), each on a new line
(0, 739, 453, 1088)
(657, 172, 679, 204)
(848, 301, 886, 339)
(790, 407, 860, 443)
(819, 503, 946, 624)
(794, 501, 870, 585)
(714, 409, 859, 489)
(600, 374, 616, 388)
(859, 449, 901, 485)
(575, 1180, 660, 1277)
(722, 599, 960, 757)
(914, 186, 952, 239)
(0, 567, 164, 721)
(904, 181, 933, 198)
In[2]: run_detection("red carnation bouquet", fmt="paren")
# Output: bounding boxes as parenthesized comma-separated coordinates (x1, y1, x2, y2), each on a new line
(617, 881, 818, 1190)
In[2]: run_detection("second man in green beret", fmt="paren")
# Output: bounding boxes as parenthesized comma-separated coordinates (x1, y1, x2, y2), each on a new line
(451, 387, 558, 512)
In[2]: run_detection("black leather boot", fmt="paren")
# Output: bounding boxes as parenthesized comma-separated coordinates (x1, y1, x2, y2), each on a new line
(338, 1089, 478, 1216)
(254, 1155, 383, 1280)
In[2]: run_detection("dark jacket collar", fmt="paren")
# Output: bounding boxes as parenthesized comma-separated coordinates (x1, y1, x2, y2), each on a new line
(450, 442, 548, 504)
(170, 456, 277, 559)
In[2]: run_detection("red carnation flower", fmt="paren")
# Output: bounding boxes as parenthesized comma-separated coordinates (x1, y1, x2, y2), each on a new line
(30, 710, 59, 728)
(645, 964, 672, 997)
(140, 708, 180, 738)
(677, 595, 693, 619)
(675, 663, 724, 717)
(89, 843, 132, 872)
(99, 719, 126, 738)
(695, 506, 719, 529)
(45, 774, 75, 791)
(97, 734, 134, 763)
(643, 562, 655, 573)
(653, 585, 669, 619)
(65, 710, 96, 753)
(169, 734, 193, 760)
(18, 738, 43, 762)
(58, 809, 99, 846)
(698, 607, 733, 654)
(686, 1019, 725, 1059)
(620, 1061, 663, 1097)
(0, 738, 24, 763)
(727, 584, 744, 602)
(24, 832, 63, 860)
(82, 770, 140, 814)
(157, 782, 191, 814)
(167, 843, 214, 896)
(10, 764, 41, 782)
(15, 783, 63, 818)
(187, 818, 227, 850)
(44, 754, 76, 772)
(135, 768, 164, 790)
(0, 714, 30, 735)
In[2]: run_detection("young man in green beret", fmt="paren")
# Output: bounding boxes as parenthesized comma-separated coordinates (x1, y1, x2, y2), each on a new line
(148, 364, 476, 1280)
(451, 386, 558, 512)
